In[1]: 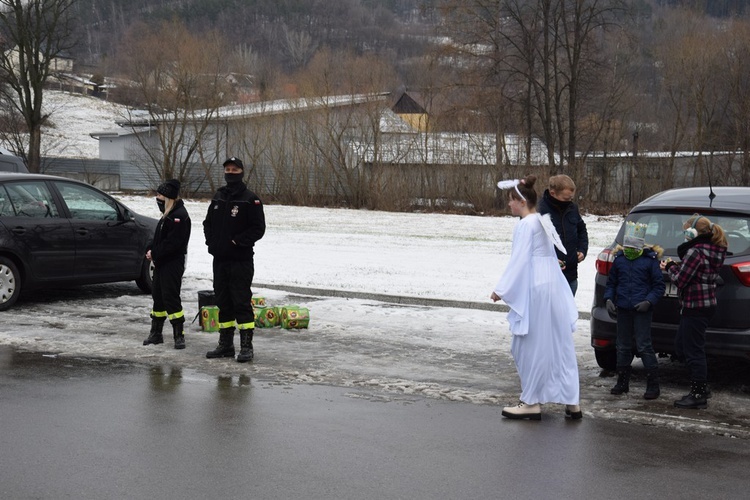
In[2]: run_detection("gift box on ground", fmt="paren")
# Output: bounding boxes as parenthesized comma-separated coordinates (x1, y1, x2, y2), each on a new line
(255, 306, 281, 328)
(280, 306, 310, 329)
(252, 296, 266, 307)
(201, 306, 220, 332)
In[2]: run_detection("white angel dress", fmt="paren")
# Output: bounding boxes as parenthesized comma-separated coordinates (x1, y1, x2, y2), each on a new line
(494, 213, 580, 405)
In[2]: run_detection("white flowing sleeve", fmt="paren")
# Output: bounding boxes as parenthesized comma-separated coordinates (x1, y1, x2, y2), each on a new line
(494, 219, 533, 336)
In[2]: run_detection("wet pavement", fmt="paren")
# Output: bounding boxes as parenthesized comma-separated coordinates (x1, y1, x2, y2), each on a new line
(2, 346, 750, 499)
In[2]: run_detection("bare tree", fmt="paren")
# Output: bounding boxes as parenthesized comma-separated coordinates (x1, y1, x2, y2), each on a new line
(438, 0, 629, 174)
(652, 9, 734, 185)
(724, 18, 750, 185)
(0, 0, 78, 172)
(114, 20, 232, 190)
(294, 49, 398, 208)
(280, 24, 318, 70)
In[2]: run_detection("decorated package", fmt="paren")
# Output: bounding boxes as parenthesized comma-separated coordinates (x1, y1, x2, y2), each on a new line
(201, 306, 220, 332)
(255, 306, 281, 328)
(280, 306, 310, 329)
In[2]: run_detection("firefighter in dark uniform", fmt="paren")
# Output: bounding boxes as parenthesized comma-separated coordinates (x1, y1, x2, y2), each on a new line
(204, 157, 266, 362)
(143, 179, 192, 349)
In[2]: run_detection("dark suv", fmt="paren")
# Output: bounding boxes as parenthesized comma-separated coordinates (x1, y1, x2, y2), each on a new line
(590, 186, 750, 370)
(0, 173, 157, 310)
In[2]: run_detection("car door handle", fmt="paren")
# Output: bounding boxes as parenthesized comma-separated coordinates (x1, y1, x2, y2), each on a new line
(11, 227, 26, 235)
(75, 228, 89, 236)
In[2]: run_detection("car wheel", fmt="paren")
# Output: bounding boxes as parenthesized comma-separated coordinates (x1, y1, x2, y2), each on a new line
(135, 257, 154, 294)
(595, 349, 617, 371)
(0, 256, 21, 311)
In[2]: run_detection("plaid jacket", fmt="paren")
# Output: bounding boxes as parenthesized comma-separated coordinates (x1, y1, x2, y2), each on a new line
(666, 236, 726, 310)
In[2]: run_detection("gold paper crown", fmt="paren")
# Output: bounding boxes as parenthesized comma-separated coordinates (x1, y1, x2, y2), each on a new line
(624, 221, 647, 239)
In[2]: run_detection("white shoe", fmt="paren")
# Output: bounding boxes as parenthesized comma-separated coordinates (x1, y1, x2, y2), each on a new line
(502, 402, 542, 420)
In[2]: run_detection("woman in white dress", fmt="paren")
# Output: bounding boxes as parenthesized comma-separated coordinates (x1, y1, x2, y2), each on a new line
(490, 175, 582, 421)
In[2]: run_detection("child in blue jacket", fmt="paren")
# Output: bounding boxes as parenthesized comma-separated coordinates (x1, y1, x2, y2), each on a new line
(603, 222, 666, 399)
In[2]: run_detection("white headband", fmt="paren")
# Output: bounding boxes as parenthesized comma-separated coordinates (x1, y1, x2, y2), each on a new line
(496, 179, 526, 201)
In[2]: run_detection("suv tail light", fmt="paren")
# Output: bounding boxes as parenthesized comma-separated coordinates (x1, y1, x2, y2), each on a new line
(595, 248, 616, 275)
(731, 262, 750, 286)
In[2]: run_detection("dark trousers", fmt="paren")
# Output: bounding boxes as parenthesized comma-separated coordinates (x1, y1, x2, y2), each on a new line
(675, 313, 711, 382)
(568, 279, 578, 297)
(213, 259, 255, 329)
(152, 257, 185, 322)
(615, 308, 658, 369)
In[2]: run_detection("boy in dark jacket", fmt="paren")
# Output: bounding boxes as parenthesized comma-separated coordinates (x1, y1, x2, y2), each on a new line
(537, 175, 588, 295)
(604, 222, 666, 399)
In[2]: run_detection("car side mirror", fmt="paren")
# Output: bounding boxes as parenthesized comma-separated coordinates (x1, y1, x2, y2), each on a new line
(121, 208, 136, 222)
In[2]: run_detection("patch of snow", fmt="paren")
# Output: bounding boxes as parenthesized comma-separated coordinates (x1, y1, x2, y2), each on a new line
(41, 91, 130, 158)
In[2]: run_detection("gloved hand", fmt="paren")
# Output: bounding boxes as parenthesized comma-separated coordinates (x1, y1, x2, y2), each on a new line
(606, 299, 616, 316)
(634, 301, 651, 312)
(661, 258, 677, 271)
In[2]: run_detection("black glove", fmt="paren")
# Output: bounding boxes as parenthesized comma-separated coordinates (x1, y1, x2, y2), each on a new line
(634, 301, 651, 312)
(606, 299, 616, 316)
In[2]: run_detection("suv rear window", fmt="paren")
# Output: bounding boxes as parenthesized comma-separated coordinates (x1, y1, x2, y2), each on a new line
(619, 212, 750, 256)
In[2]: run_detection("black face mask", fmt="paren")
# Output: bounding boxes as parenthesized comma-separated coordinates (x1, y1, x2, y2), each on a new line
(549, 194, 572, 210)
(156, 198, 165, 213)
(225, 173, 243, 185)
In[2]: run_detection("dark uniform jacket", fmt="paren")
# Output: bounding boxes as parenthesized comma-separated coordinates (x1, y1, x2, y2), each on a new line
(203, 183, 266, 261)
(148, 199, 191, 266)
(537, 189, 589, 282)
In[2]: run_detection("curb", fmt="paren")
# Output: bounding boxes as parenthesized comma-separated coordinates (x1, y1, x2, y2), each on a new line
(253, 282, 592, 321)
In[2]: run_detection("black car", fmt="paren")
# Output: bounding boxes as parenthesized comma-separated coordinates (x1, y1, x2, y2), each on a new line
(0, 173, 157, 310)
(590, 186, 750, 370)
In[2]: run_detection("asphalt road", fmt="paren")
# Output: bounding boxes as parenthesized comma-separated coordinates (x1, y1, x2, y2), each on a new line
(1, 346, 749, 500)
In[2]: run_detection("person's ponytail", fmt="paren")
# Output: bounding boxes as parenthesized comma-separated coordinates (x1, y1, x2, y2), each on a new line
(710, 222, 727, 248)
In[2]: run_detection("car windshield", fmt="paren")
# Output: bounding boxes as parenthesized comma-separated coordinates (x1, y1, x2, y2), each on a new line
(618, 212, 750, 256)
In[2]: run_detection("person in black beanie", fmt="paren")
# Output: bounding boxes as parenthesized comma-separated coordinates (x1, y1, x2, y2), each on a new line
(143, 179, 192, 349)
(204, 157, 266, 362)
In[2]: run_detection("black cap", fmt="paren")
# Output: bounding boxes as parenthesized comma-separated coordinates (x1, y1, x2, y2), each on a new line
(222, 157, 244, 170)
(157, 179, 180, 199)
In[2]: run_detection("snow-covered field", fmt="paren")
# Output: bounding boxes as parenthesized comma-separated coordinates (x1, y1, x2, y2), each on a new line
(118, 197, 620, 314)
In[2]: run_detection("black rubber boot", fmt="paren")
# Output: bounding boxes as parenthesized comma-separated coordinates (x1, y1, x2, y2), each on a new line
(236, 329, 254, 363)
(172, 319, 186, 350)
(610, 366, 631, 395)
(143, 316, 166, 345)
(643, 368, 660, 400)
(674, 381, 708, 409)
(206, 328, 235, 359)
